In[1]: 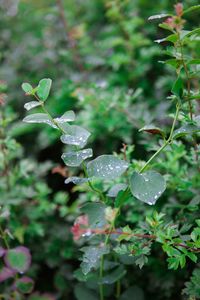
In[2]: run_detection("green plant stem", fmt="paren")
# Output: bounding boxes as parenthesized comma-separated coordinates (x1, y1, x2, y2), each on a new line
(179, 38, 193, 120)
(35, 95, 106, 201)
(116, 279, 121, 298)
(139, 103, 180, 173)
(99, 220, 115, 300)
(0, 224, 9, 249)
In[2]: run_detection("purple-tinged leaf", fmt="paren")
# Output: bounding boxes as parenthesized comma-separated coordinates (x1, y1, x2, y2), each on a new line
(4, 246, 31, 273)
(15, 276, 34, 294)
(0, 266, 16, 282)
(0, 247, 6, 257)
(28, 293, 55, 300)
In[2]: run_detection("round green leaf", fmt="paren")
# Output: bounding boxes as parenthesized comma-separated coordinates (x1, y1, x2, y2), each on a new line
(130, 171, 166, 205)
(4, 246, 31, 273)
(15, 277, 34, 294)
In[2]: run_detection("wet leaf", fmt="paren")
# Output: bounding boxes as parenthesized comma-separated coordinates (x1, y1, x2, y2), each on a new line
(23, 113, 58, 129)
(24, 101, 41, 111)
(173, 124, 200, 139)
(81, 202, 106, 228)
(130, 171, 166, 205)
(80, 245, 109, 275)
(37, 78, 52, 101)
(64, 177, 89, 185)
(107, 183, 128, 198)
(62, 148, 93, 167)
(54, 111, 75, 123)
(87, 155, 129, 180)
(148, 13, 170, 20)
(61, 125, 90, 148)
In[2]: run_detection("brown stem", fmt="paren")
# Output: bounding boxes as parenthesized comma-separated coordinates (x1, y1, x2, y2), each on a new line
(80, 228, 200, 253)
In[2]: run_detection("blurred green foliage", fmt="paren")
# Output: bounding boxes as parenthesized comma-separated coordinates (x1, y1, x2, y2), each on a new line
(0, 1, 200, 300)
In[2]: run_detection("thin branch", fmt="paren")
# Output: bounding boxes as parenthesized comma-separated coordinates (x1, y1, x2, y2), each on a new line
(79, 227, 200, 253)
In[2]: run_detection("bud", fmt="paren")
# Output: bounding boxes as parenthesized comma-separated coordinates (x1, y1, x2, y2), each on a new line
(105, 207, 118, 223)
(174, 3, 183, 17)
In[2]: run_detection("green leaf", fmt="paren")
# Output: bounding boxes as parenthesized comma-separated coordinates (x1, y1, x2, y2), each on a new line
(87, 155, 129, 180)
(183, 5, 200, 15)
(24, 101, 41, 111)
(37, 78, 52, 101)
(62, 148, 93, 167)
(22, 83, 33, 94)
(74, 283, 98, 300)
(61, 125, 90, 148)
(15, 277, 34, 294)
(187, 252, 197, 263)
(148, 13, 171, 20)
(23, 113, 58, 129)
(187, 59, 200, 65)
(115, 188, 131, 208)
(80, 245, 109, 275)
(28, 293, 55, 300)
(196, 219, 200, 227)
(173, 124, 200, 139)
(135, 255, 148, 269)
(120, 286, 144, 300)
(100, 266, 126, 284)
(167, 257, 179, 270)
(107, 183, 127, 198)
(180, 255, 186, 268)
(4, 246, 31, 273)
(130, 171, 166, 205)
(159, 23, 174, 32)
(171, 76, 183, 98)
(54, 111, 76, 123)
(65, 177, 89, 185)
(81, 202, 106, 228)
(139, 125, 166, 138)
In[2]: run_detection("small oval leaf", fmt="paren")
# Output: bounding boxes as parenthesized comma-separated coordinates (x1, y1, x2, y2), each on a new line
(23, 113, 58, 129)
(130, 171, 166, 205)
(24, 101, 41, 111)
(61, 125, 90, 148)
(37, 78, 52, 101)
(15, 276, 34, 294)
(22, 83, 33, 94)
(148, 13, 171, 20)
(62, 148, 93, 167)
(54, 111, 76, 123)
(65, 177, 89, 185)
